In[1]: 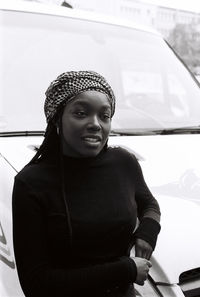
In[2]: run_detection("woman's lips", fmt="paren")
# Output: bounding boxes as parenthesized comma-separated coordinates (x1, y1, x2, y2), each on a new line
(82, 135, 102, 144)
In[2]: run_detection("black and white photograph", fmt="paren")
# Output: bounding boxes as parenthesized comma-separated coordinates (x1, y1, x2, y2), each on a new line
(1, 0, 200, 296)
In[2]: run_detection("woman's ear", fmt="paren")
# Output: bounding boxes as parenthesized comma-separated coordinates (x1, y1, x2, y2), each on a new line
(50, 106, 64, 136)
(50, 118, 59, 135)
(57, 113, 64, 136)
(56, 125, 60, 135)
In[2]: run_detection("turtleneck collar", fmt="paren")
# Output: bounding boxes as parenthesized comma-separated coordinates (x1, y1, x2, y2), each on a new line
(62, 147, 107, 169)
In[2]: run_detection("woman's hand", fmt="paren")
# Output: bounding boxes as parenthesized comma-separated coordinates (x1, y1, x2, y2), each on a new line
(132, 257, 152, 285)
(135, 238, 153, 260)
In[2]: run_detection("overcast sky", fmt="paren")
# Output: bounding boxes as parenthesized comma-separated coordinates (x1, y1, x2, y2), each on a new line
(143, 0, 200, 12)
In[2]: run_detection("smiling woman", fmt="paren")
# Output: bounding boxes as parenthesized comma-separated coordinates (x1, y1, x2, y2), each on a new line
(61, 91, 112, 158)
(12, 70, 161, 297)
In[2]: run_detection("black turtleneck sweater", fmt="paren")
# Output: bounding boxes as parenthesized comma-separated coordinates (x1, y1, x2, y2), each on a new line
(12, 146, 161, 297)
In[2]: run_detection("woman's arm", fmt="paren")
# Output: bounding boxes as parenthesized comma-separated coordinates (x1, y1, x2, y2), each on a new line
(134, 157, 161, 223)
(12, 176, 137, 297)
(131, 155, 161, 256)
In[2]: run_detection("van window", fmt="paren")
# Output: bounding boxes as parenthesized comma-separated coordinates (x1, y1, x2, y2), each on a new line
(1, 9, 200, 132)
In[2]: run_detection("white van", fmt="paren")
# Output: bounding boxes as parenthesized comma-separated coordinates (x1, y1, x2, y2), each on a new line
(1, 1, 200, 296)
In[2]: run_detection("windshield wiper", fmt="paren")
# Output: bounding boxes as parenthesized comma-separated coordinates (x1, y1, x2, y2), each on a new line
(0, 131, 45, 137)
(153, 126, 200, 135)
(110, 129, 157, 136)
(110, 126, 200, 136)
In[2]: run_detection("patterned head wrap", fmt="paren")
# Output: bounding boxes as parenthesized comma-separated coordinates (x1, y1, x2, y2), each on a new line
(44, 70, 116, 123)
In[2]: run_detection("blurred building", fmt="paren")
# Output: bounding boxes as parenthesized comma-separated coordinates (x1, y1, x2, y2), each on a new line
(72, 0, 200, 39)
(25, 0, 200, 39)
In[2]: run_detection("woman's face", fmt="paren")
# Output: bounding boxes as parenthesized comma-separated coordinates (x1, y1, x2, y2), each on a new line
(61, 90, 112, 158)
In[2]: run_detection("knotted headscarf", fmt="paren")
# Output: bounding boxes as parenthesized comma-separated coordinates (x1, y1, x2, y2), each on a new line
(44, 70, 116, 123)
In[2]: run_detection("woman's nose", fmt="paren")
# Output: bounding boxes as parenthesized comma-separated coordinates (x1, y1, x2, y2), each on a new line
(87, 116, 101, 131)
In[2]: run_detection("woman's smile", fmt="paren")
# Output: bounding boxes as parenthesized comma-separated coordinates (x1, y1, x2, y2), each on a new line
(82, 134, 102, 144)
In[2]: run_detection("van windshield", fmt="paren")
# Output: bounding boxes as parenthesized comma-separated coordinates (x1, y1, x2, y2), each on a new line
(1, 9, 200, 133)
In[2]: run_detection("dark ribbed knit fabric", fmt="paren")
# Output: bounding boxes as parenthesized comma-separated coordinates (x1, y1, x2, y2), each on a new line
(12, 146, 160, 297)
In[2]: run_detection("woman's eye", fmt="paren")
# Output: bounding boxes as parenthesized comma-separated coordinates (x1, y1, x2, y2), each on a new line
(74, 111, 86, 117)
(101, 114, 111, 121)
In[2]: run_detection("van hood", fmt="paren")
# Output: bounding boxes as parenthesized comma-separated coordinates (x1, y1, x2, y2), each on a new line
(149, 195, 200, 284)
(1, 133, 200, 284)
(109, 134, 200, 203)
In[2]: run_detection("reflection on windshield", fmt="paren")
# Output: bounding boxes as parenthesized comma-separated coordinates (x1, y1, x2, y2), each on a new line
(1, 9, 200, 132)
(111, 41, 200, 130)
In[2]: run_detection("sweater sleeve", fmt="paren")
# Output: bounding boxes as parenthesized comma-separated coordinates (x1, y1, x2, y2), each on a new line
(131, 155, 161, 250)
(12, 176, 137, 297)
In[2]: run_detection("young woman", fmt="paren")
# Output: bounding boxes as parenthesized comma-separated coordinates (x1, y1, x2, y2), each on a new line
(12, 71, 161, 297)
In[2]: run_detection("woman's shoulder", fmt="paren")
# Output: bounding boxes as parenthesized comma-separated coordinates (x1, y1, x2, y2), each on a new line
(107, 145, 138, 164)
(15, 160, 58, 187)
(106, 146, 141, 176)
(107, 145, 137, 159)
